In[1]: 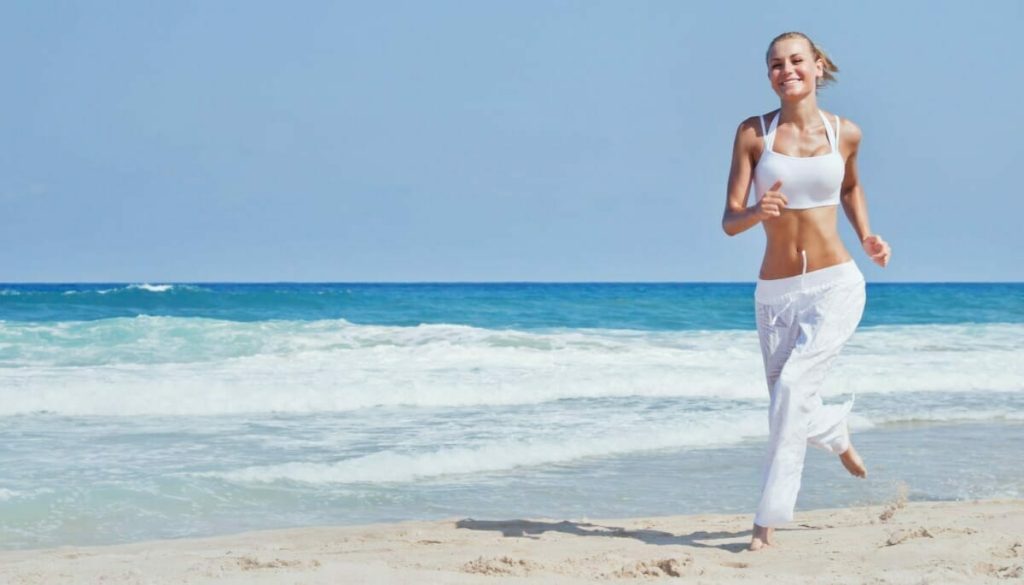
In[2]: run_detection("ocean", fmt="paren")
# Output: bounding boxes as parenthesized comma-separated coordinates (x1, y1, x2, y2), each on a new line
(1, 282, 1022, 549)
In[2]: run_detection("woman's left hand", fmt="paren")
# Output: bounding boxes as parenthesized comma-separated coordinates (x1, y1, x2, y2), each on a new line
(861, 234, 891, 267)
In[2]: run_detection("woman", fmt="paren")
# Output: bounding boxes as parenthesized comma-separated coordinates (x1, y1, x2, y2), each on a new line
(722, 31, 892, 552)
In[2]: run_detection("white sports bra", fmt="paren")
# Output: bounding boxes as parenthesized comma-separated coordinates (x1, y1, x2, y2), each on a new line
(753, 110, 844, 210)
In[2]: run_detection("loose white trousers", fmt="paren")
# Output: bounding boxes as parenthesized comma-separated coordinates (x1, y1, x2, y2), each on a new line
(753, 260, 865, 528)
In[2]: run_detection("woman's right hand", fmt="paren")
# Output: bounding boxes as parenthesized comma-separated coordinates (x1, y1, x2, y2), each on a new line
(752, 180, 788, 221)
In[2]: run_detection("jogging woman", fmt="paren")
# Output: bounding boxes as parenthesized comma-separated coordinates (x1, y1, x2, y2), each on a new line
(722, 31, 892, 551)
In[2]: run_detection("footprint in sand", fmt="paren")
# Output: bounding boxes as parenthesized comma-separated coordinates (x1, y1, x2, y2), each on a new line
(992, 541, 1024, 560)
(884, 527, 934, 547)
(231, 556, 312, 571)
(462, 556, 539, 576)
(614, 557, 695, 578)
(974, 562, 1024, 580)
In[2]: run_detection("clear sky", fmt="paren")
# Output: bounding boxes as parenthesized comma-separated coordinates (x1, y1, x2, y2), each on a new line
(2, 1, 1021, 282)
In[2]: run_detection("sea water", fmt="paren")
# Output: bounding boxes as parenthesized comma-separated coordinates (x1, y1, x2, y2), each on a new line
(1, 282, 1021, 549)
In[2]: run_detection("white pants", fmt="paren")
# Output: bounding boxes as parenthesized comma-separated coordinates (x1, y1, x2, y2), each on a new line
(753, 260, 865, 528)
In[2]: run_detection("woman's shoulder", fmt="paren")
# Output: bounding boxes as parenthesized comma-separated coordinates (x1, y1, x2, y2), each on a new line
(733, 113, 776, 159)
(822, 110, 863, 143)
(735, 111, 774, 142)
(738, 110, 781, 130)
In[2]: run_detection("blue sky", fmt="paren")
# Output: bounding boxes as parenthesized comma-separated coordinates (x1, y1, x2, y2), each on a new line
(2, 1, 1021, 282)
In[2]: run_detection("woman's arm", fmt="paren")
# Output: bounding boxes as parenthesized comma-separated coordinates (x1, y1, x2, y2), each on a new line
(839, 120, 891, 267)
(722, 117, 787, 236)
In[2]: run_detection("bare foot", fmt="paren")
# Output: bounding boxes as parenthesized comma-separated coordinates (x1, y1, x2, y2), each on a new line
(749, 524, 774, 551)
(840, 444, 867, 478)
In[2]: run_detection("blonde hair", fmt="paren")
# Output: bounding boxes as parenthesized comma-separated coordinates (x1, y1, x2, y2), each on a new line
(766, 32, 839, 88)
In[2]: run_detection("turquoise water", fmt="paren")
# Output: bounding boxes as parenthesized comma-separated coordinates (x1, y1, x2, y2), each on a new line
(2, 282, 1021, 327)
(0, 282, 1022, 549)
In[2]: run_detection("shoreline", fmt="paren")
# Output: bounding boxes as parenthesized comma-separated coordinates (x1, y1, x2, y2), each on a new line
(2, 499, 1021, 584)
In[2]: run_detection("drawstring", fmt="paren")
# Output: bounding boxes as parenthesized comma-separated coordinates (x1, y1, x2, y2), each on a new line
(800, 249, 808, 287)
(768, 250, 808, 328)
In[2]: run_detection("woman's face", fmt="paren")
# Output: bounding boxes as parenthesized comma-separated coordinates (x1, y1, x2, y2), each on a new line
(766, 37, 823, 100)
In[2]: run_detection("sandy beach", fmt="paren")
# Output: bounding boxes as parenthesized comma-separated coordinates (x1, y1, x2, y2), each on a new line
(1, 499, 1021, 584)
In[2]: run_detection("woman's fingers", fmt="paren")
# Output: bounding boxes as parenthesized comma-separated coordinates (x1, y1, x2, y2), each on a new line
(766, 181, 788, 206)
(878, 242, 892, 266)
(864, 235, 891, 267)
(758, 199, 783, 218)
(757, 186, 787, 220)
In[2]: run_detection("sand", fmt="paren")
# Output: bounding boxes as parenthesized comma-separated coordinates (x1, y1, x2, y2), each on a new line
(1, 499, 1021, 584)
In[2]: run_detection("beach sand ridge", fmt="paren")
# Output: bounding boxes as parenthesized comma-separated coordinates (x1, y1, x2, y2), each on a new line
(1, 499, 1021, 584)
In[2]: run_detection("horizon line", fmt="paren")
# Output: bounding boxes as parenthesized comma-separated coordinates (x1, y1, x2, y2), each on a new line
(2, 280, 1022, 286)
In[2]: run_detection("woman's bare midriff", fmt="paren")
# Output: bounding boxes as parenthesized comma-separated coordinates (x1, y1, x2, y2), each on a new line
(759, 205, 852, 280)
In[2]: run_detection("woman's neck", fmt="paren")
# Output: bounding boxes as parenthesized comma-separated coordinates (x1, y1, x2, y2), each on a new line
(778, 95, 820, 130)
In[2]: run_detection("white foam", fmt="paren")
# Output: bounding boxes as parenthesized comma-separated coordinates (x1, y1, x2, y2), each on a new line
(872, 409, 1024, 424)
(210, 413, 768, 484)
(0, 320, 1020, 416)
(61, 288, 119, 295)
(127, 284, 174, 293)
(0, 487, 51, 502)
(61, 285, 169, 295)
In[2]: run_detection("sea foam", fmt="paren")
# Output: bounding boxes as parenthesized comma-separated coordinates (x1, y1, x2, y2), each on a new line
(0, 319, 1020, 416)
(209, 412, 769, 484)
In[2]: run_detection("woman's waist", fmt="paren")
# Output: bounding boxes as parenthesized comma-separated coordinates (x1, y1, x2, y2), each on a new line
(759, 225, 849, 275)
(755, 257, 863, 303)
(758, 244, 852, 277)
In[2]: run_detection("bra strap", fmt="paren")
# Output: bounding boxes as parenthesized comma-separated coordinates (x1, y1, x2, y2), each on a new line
(764, 111, 779, 150)
(818, 110, 838, 153)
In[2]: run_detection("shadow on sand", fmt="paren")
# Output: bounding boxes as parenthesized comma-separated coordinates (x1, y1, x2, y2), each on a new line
(455, 518, 752, 553)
